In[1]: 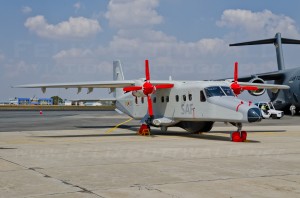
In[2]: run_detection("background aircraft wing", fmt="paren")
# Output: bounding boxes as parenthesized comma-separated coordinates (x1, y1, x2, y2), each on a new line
(235, 70, 286, 82)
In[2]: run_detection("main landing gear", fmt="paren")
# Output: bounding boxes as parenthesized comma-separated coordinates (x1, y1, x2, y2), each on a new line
(230, 123, 247, 142)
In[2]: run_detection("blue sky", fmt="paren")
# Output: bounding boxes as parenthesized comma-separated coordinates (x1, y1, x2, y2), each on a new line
(1, 0, 300, 100)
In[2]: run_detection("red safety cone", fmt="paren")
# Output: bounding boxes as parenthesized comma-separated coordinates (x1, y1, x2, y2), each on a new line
(39, 110, 43, 115)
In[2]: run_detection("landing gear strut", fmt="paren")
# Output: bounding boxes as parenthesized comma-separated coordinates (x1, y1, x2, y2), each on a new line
(230, 123, 247, 142)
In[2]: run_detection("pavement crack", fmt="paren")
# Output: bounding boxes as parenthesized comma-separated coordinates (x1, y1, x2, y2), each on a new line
(27, 167, 104, 198)
(131, 184, 181, 198)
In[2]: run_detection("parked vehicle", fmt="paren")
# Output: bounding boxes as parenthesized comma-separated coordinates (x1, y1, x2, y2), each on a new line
(255, 102, 284, 119)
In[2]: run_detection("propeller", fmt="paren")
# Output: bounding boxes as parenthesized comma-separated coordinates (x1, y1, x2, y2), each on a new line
(123, 60, 174, 118)
(231, 62, 258, 95)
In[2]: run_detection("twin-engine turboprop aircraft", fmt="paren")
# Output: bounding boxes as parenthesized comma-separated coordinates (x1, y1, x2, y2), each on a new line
(14, 60, 289, 142)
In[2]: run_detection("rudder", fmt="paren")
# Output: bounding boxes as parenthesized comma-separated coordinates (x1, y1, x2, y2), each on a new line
(113, 60, 124, 98)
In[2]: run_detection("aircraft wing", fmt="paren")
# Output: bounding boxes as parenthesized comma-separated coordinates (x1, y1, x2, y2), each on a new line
(14, 80, 135, 88)
(237, 82, 289, 90)
(13, 80, 136, 93)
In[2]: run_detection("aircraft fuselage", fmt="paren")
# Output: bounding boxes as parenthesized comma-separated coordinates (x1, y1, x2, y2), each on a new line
(116, 80, 262, 130)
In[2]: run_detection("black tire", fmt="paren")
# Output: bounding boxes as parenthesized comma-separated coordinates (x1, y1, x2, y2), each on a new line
(271, 114, 277, 119)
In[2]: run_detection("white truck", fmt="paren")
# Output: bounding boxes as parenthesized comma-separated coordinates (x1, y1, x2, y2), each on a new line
(255, 102, 284, 119)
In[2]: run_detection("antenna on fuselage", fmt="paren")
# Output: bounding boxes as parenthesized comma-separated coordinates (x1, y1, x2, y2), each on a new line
(229, 32, 300, 71)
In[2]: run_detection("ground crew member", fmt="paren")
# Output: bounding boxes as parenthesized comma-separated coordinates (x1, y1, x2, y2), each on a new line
(261, 104, 267, 114)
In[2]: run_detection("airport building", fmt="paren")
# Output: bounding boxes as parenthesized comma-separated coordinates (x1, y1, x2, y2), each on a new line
(9, 97, 53, 105)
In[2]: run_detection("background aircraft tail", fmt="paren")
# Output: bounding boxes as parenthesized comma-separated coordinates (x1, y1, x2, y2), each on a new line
(230, 32, 300, 71)
(113, 60, 125, 98)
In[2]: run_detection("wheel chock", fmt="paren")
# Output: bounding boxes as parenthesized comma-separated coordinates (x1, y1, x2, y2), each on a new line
(137, 124, 151, 136)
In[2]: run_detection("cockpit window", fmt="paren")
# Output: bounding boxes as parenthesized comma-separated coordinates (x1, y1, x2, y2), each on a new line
(204, 86, 225, 97)
(221, 86, 234, 96)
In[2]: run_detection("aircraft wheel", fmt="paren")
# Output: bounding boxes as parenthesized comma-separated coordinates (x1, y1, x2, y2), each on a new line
(160, 126, 168, 132)
(231, 131, 242, 142)
(241, 131, 247, 142)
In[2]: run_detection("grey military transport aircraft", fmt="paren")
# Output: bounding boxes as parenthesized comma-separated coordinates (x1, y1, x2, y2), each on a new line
(14, 60, 289, 142)
(229, 32, 300, 113)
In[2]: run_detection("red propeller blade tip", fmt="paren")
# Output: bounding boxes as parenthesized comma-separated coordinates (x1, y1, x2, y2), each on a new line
(145, 59, 150, 81)
(234, 62, 238, 82)
(123, 86, 142, 92)
(155, 84, 174, 89)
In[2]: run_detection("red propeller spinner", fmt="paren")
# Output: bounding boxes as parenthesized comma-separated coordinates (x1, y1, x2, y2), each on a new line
(231, 62, 258, 95)
(123, 60, 174, 117)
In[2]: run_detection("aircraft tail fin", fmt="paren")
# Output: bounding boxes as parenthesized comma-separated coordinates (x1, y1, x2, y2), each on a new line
(113, 60, 125, 98)
(230, 32, 300, 71)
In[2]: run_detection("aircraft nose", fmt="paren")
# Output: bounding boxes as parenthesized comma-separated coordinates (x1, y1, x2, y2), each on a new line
(248, 108, 262, 122)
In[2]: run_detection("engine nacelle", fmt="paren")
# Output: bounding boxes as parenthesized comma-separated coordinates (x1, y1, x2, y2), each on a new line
(132, 90, 147, 97)
(248, 78, 266, 96)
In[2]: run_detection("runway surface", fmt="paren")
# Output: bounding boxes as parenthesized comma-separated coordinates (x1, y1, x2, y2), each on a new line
(0, 111, 300, 197)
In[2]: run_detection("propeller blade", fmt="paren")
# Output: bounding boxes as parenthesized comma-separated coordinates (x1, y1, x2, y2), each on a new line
(241, 86, 258, 91)
(155, 84, 174, 89)
(123, 86, 142, 92)
(234, 62, 238, 82)
(145, 59, 150, 81)
(147, 95, 154, 117)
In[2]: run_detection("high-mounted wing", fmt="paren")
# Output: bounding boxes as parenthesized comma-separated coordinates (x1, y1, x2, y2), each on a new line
(237, 82, 289, 90)
(13, 80, 135, 93)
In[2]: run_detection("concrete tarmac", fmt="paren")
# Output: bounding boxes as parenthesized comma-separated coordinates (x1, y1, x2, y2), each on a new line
(0, 111, 300, 197)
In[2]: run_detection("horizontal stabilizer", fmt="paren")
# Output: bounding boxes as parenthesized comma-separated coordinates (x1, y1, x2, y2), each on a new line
(229, 33, 300, 71)
(230, 37, 300, 46)
(281, 38, 300, 44)
(230, 38, 275, 46)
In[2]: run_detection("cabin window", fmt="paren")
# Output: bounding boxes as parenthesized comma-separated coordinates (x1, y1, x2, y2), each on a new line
(153, 97, 156, 103)
(221, 86, 234, 96)
(166, 96, 169, 103)
(135, 97, 138, 104)
(161, 96, 164, 103)
(200, 91, 206, 102)
(204, 86, 225, 98)
(188, 94, 192, 101)
(175, 95, 179, 102)
(183, 95, 186, 102)
(141, 97, 144, 104)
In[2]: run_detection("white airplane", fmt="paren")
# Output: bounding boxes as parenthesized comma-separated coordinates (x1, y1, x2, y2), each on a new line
(14, 60, 289, 142)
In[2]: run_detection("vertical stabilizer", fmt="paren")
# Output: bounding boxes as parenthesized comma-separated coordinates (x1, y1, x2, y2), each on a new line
(274, 33, 285, 70)
(113, 60, 124, 98)
(229, 32, 300, 71)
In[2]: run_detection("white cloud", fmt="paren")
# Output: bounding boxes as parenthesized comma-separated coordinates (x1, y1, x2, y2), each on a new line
(217, 9, 300, 37)
(74, 2, 81, 12)
(24, 15, 101, 39)
(22, 6, 32, 14)
(52, 48, 112, 76)
(105, 0, 163, 28)
(52, 0, 232, 80)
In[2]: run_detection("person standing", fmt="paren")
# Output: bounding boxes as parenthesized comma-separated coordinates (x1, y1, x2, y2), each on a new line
(290, 104, 296, 116)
